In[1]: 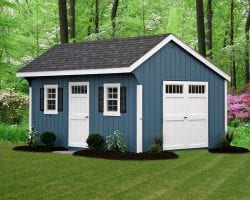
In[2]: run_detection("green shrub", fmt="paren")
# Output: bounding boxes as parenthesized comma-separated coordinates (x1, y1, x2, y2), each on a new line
(40, 132, 56, 147)
(106, 130, 126, 152)
(219, 132, 234, 148)
(27, 127, 40, 147)
(0, 90, 28, 124)
(86, 133, 104, 150)
(148, 144, 162, 154)
(154, 135, 162, 146)
(147, 135, 163, 154)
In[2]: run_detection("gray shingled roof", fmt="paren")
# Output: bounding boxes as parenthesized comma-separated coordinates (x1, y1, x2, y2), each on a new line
(18, 34, 170, 72)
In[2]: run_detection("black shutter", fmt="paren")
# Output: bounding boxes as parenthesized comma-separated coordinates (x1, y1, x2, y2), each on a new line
(120, 87, 126, 113)
(40, 88, 44, 111)
(58, 88, 63, 112)
(98, 87, 104, 112)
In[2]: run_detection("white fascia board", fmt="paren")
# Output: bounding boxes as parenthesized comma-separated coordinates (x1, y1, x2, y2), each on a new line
(16, 67, 130, 77)
(16, 34, 231, 81)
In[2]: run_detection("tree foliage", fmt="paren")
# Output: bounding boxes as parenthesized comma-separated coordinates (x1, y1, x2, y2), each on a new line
(0, 0, 249, 94)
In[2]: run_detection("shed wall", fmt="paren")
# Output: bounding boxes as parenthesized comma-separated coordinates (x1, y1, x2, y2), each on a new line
(133, 41, 225, 151)
(31, 74, 137, 152)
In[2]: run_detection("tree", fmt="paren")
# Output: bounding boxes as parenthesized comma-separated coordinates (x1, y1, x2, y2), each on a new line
(95, 0, 99, 33)
(196, 0, 206, 57)
(206, 0, 212, 59)
(58, 0, 68, 43)
(111, 0, 119, 37)
(245, 3, 250, 84)
(230, 0, 236, 88)
(69, 0, 75, 41)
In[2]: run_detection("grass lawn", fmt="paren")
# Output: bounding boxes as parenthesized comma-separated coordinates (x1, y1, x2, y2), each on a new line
(0, 144, 250, 200)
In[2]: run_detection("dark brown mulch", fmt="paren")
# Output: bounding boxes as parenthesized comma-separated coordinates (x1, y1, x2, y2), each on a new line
(73, 150, 178, 160)
(13, 145, 68, 153)
(208, 146, 249, 154)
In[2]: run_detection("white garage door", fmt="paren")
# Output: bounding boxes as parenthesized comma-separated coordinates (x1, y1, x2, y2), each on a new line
(163, 81, 208, 150)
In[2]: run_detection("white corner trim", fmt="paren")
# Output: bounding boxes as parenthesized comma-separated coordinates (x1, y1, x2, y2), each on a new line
(103, 83, 121, 117)
(44, 84, 58, 115)
(136, 85, 143, 153)
(29, 87, 32, 132)
(225, 80, 228, 133)
(16, 34, 230, 81)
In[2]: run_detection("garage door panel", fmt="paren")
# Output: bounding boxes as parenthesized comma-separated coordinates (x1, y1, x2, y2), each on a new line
(188, 97, 207, 114)
(187, 119, 208, 148)
(164, 97, 185, 114)
(164, 121, 185, 150)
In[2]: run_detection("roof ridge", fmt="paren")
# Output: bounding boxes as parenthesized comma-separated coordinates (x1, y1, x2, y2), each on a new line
(58, 33, 171, 46)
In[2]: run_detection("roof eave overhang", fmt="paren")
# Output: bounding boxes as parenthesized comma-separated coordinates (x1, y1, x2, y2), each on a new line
(16, 34, 231, 81)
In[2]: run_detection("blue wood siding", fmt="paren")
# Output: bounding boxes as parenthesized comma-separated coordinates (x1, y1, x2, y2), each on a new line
(31, 74, 138, 152)
(133, 41, 225, 151)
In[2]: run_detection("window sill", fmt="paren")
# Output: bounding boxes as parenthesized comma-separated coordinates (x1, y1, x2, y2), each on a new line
(44, 111, 58, 115)
(103, 112, 121, 117)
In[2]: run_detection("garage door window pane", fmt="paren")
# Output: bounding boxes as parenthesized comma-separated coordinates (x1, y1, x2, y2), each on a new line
(166, 85, 183, 94)
(189, 85, 205, 94)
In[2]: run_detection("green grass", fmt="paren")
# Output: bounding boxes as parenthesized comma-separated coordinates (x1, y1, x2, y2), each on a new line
(0, 123, 27, 143)
(0, 144, 250, 200)
(230, 122, 250, 148)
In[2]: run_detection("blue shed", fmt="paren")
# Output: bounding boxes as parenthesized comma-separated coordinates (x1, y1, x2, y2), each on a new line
(17, 34, 230, 152)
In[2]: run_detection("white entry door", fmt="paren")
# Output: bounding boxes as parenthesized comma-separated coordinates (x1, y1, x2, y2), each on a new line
(68, 82, 89, 147)
(163, 81, 208, 150)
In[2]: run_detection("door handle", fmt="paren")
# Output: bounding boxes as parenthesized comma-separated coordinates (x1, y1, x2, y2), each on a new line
(184, 116, 188, 119)
(85, 116, 89, 119)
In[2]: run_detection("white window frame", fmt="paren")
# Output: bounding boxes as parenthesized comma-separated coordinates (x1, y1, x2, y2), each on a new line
(103, 83, 120, 116)
(44, 84, 58, 115)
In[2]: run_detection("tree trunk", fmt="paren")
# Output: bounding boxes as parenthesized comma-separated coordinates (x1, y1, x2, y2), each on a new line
(196, 0, 206, 57)
(206, 0, 212, 59)
(95, 0, 99, 33)
(69, 0, 75, 41)
(58, 0, 68, 43)
(245, 3, 250, 84)
(230, 0, 236, 88)
(111, 0, 119, 38)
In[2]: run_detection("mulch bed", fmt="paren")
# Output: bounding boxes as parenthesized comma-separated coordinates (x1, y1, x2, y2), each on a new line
(208, 146, 249, 154)
(73, 150, 178, 160)
(13, 145, 68, 153)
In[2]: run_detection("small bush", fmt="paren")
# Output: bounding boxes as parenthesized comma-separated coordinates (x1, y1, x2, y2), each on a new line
(86, 133, 104, 150)
(106, 130, 126, 152)
(27, 127, 40, 147)
(154, 135, 162, 146)
(40, 131, 56, 147)
(148, 144, 162, 154)
(219, 132, 234, 148)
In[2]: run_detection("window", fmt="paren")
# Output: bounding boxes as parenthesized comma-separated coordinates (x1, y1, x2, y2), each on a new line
(189, 85, 205, 94)
(104, 83, 120, 116)
(72, 85, 87, 94)
(166, 84, 183, 94)
(44, 85, 58, 114)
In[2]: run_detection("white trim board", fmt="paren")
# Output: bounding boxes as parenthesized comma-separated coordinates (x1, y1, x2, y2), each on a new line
(16, 34, 230, 81)
(29, 87, 32, 132)
(136, 85, 143, 153)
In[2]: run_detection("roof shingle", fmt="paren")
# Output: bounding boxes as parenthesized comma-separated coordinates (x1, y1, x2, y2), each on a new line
(18, 34, 170, 72)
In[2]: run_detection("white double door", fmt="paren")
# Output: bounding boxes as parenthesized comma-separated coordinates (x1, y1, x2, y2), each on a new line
(163, 81, 208, 150)
(68, 82, 89, 147)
